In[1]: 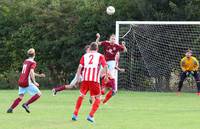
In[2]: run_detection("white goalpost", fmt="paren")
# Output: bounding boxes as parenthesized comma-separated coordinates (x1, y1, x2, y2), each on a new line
(115, 21, 200, 91)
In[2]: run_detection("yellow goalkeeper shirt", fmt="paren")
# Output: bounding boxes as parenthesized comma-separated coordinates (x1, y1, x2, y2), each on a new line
(180, 56, 199, 72)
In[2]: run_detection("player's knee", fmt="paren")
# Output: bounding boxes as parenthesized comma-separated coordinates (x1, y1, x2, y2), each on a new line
(37, 92, 42, 96)
(79, 94, 85, 98)
(19, 95, 24, 99)
(95, 95, 101, 99)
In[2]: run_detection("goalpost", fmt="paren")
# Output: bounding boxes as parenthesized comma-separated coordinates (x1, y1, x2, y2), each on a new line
(115, 21, 200, 91)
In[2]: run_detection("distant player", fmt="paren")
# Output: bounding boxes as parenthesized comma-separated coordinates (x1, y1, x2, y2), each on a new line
(7, 48, 45, 113)
(96, 33, 127, 91)
(51, 45, 90, 95)
(177, 49, 200, 96)
(72, 42, 108, 123)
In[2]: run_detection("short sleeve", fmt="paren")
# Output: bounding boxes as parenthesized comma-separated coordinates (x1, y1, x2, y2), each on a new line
(101, 41, 109, 46)
(116, 44, 124, 51)
(79, 56, 84, 66)
(31, 62, 36, 69)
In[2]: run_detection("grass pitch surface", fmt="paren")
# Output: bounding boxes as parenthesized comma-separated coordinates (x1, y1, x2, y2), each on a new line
(1, 90, 200, 129)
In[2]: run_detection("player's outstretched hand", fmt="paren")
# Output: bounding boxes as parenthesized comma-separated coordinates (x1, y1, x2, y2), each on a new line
(122, 41, 126, 45)
(40, 73, 46, 78)
(119, 68, 125, 73)
(96, 33, 100, 38)
(34, 82, 40, 87)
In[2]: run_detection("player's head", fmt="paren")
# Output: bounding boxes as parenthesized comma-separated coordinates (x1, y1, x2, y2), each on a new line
(109, 34, 116, 44)
(27, 48, 35, 58)
(84, 45, 90, 53)
(185, 49, 192, 58)
(90, 42, 98, 51)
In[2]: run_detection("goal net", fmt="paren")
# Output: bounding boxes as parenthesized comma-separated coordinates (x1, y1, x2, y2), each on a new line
(116, 21, 200, 91)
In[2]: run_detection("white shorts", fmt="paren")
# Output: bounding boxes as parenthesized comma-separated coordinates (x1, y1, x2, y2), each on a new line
(18, 83, 41, 96)
(107, 60, 116, 78)
(70, 74, 82, 87)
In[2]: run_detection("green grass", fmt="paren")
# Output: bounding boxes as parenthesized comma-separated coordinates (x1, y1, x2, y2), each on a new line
(1, 90, 200, 129)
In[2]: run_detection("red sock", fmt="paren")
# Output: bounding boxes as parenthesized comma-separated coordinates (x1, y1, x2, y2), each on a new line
(11, 97, 22, 109)
(103, 90, 113, 104)
(26, 94, 40, 106)
(89, 98, 100, 117)
(73, 96, 84, 116)
(54, 85, 66, 92)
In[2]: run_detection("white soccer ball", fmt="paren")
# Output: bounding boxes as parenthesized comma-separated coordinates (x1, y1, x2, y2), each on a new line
(106, 6, 115, 15)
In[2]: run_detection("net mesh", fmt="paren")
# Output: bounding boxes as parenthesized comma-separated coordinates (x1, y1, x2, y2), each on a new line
(118, 23, 200, 91)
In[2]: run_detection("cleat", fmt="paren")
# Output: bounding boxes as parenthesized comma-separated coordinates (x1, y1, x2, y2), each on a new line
(22, 103, 30, 113)
(52, 89, 57, 96)
(87, 115, 95, 123)
(7, 108, 13, 113)
(197, 92, 200, 96)
(72, 114, 77, 121)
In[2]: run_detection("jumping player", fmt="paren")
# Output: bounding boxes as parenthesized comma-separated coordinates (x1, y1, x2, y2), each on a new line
(96, 33, 127, 92)
(7, 48, 45, 113)
(72, 42, 108, 123)
(177, 49, 200, 96)
(51, 45, 90, 96)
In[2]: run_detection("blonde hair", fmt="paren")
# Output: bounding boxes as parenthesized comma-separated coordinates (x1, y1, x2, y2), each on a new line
(27, 48, 35, 57)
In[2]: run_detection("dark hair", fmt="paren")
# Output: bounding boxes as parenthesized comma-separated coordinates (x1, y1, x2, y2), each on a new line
(90, 42, 98, 51)
(84, 45, 90, 51)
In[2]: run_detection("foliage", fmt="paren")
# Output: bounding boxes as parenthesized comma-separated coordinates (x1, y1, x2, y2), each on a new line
(0, 0, 199, 89)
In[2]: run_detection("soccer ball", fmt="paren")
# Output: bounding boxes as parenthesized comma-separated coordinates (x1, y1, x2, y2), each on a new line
(106, 6, 115, 15)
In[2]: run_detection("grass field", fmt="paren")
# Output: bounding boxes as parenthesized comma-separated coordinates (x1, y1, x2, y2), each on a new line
(1, 90, 200, 129)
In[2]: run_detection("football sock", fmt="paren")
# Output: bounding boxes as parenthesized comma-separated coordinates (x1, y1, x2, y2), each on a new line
(54, 85, 66, 92)
(73, 96, 84, 116)
(10, 97, 22, 109)
(103, 90, 113, 104)
(89, 98, 101, 117)
(26, 94, 40, 106)
(178, 81, 183, 92)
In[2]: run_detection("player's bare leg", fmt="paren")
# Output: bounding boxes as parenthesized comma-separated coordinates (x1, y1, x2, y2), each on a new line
(7, 94, 24, 113)
(87, 95, 101, 123)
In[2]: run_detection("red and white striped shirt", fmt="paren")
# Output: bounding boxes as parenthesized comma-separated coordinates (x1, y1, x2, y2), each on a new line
(79, 51, 107, 83)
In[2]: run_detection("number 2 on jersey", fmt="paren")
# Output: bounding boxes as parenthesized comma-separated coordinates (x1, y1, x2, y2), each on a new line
(22, 64, 27, 74)
(89, 55, 94, 64)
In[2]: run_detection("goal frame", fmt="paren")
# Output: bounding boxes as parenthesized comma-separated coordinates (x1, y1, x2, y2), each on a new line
(115, 21, 200, 91)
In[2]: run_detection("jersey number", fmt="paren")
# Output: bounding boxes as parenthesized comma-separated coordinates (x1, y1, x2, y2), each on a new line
(22, 64, 27, 74)
(89, 55, 94, 64)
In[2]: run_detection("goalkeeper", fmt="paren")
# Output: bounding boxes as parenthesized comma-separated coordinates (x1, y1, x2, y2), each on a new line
(177, 49, 200, 95)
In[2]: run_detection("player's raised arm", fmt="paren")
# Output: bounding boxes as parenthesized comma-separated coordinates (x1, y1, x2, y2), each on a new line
(121, 41, 127, 52)
(96, 33, 101, 45)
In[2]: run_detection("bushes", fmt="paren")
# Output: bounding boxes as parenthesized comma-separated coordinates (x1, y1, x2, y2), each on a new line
(0, 0, 199, 89)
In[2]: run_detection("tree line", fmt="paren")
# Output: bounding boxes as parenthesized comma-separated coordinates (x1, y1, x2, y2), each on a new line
(0, 0, 199, 89)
